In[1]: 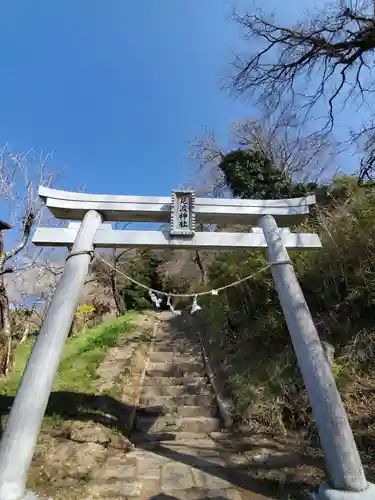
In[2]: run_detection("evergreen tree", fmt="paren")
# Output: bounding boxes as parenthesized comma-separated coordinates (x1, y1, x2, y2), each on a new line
(218, 149, 316, 199)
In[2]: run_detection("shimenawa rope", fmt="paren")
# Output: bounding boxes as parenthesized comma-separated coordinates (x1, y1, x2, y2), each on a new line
(94, 252, 291, 299)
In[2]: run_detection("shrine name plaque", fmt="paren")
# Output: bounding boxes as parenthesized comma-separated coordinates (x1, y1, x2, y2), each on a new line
(170, 189, 196, 237)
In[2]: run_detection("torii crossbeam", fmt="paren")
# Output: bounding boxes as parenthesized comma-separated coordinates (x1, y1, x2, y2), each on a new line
(33, 186, 321, 249)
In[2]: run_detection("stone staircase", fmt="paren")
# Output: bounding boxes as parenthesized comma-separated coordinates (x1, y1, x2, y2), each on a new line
(122, 315, 274, 498)
(133, 321, 221, 441)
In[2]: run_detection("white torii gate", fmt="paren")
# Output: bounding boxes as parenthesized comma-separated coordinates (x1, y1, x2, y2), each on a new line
(0, 186, 372, 500)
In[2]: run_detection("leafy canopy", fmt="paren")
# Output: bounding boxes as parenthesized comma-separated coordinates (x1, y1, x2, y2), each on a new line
(218, 149, 316, 199)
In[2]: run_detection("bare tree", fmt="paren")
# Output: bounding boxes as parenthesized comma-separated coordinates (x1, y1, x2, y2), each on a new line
(189, 111, 338, 199)
(229, 114, 339, 183)
(91, 224, 135, 316)
(7, 261, 61, 343)
(0, 147, 58, 374)
(229, 0, 375, 180)
(188, 131, 229, 199)
(91, 250, 130, 316)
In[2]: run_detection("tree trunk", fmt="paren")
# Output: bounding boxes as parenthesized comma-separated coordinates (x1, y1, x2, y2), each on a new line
(20, 324, 30, 344)
(0, 278, 12, 375)
(68, 317, 76, 337)
(110, 270, 126, 316)
(194, 251, 207, 284)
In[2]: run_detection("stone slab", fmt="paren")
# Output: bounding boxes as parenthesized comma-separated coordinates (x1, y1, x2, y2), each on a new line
(143, 376, 208, 386)
(141, 394, 215, 407)
(149, 352, 203, 363)
(146, 363, 205, 377)
(135, 416, 221, 433)
(192, 467, 233, 490)
(136, 454, 166, 480)
(142, 384, 212, 398)
(162, 488, 243, 500)
(177, 405, 218, 418)
(132, 431, 215, 444)
(89, 480, 143, 497)
(96, 461, 136, 481)
(162, 463, 195, 491)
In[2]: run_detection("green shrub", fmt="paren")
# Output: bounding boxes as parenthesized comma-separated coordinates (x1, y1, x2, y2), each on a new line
(202, 176, 375, 433)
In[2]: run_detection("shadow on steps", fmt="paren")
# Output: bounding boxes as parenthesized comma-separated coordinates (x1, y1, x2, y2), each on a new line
(144, 442, 316, 499)
(0, 388, 322, 498)
(0, 390, 166, 438)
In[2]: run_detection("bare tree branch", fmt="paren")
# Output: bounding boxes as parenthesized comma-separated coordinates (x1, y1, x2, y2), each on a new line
(189, 109, 339, 198)
(229, 0, 375, 180)
(0, 211, 35, 269)
(0, 146, 61, 375)
(0, 268, 13, 277)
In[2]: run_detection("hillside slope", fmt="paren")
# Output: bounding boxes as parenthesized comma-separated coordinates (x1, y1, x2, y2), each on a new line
(198, 178, 375, 477)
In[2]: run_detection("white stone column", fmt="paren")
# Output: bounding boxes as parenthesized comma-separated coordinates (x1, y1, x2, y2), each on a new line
(259, 214, 371, 498)
(0, 210, 102, 500)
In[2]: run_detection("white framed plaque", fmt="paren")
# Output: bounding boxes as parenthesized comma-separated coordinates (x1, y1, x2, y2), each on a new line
(170, 189, 196, 236)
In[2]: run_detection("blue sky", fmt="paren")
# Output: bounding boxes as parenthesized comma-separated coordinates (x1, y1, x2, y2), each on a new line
(0, 0, 366, 202)
(0, 0, 248, 198)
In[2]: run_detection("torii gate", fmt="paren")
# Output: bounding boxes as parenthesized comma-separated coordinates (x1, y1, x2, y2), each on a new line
(0, 186, 372, 500)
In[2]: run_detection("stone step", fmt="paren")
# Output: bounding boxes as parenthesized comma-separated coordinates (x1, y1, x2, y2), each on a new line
(154, 334, 198, 342)
(140, 394, 216, 408)
(152, 347, 202, 358)
(146, 362, 205, 377)
(153, 338, 199, 346)
(140, 404, 217, 418)
(177, 405, 218, 418)
(154, 340, 199, 346)
(139, 440, 233, 460)
(142, 383, 212, 398)
(138, 437, 221, 448)
(89, 480, 143, 497)
(135, 415, 221, 434)
(151, 345, 199, 354)
(143, 376, 208, 386)
(131, 430, 215, 444)
(149, 351, 203, 363)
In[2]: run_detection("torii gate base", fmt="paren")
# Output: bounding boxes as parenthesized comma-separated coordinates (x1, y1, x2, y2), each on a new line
(0, 187, 373, 500)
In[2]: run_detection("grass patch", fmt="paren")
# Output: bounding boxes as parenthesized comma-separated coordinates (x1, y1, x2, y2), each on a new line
(0, 312, 154, 497)
(0, 312, 137, 397)
(54, 313, 137, 392)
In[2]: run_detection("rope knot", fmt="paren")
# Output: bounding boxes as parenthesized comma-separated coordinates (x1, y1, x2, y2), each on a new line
(66, 250, 95, 262)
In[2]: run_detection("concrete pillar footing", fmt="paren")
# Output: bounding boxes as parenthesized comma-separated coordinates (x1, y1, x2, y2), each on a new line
(319, 483, 375, 500)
